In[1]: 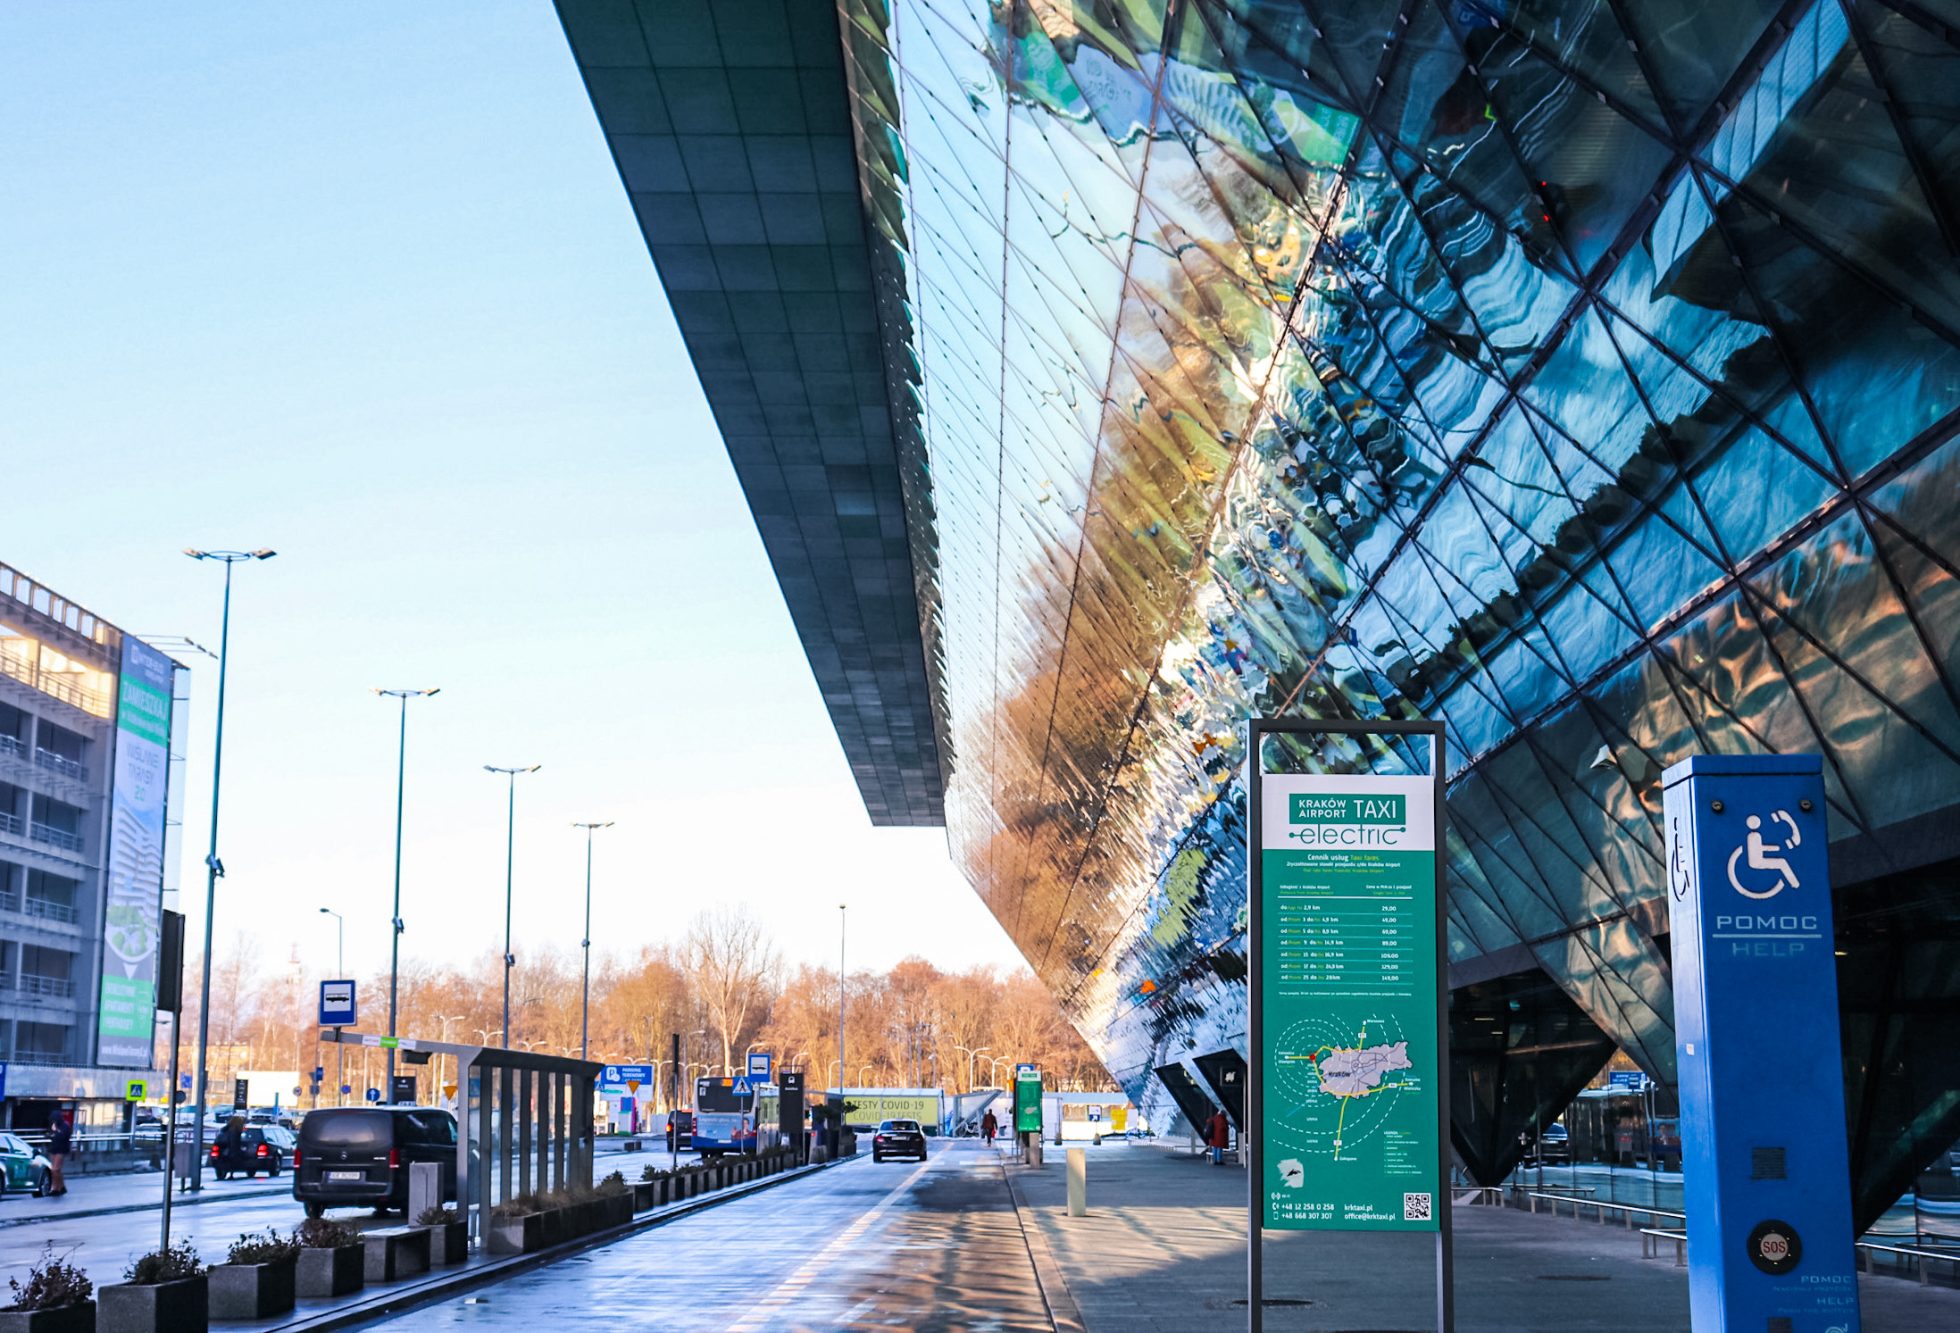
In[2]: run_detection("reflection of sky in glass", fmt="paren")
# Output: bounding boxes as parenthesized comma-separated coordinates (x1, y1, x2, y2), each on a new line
(840, 0, 1960, 1103)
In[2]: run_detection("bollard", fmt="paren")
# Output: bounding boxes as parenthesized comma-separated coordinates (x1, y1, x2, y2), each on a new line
(407, 1161, 442, 1222)
(1066, 1148, 1086, 1217)
(1025, 1131, 1044, 1168)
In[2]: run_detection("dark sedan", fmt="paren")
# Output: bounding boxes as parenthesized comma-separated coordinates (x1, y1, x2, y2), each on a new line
(872, 1119, 927, 1163)
(210, 1125, 289, 1179)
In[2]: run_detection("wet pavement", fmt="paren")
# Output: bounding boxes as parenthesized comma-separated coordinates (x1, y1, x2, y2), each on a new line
(368, 1140, 1052, 1332)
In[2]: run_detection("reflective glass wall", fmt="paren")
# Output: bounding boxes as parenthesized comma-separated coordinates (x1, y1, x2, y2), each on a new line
(832, 0, 1960, 1213)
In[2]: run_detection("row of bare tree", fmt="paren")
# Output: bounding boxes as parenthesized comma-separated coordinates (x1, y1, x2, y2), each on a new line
(166, 907, 1116, 1109)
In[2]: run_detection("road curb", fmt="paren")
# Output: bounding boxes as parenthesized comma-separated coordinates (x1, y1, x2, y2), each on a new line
(0, 1178, 290, 1229)
(997, 1153, 1086, 1333)
(258, 1153, 864, 1332)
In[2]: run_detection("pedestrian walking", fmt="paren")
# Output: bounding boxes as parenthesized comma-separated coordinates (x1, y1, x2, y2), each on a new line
(981, 1108, 998, 1146)
(46, 1108, 73, 1195)
(1206, 1108, 1230, 1166)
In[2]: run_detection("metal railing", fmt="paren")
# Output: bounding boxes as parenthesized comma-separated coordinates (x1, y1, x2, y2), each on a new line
(1640, 1227, 1687, 1265)
(18, 973, 75, 999)
(1523, 1189, 1684, 1229)
(28, 823, 82, 852)
(1455, 1185, 1507, 1206)
(0, 735, 22, 758)
(22, 895, 79, 924)
(33, 749, 86, 783)
(8, 1049, 71, 1066)
(1856, 1238, 1960, 1286)
(0, 810, 22, 837)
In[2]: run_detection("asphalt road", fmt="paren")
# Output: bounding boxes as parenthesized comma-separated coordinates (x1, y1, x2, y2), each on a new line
(369, 1140, 1052, 1332)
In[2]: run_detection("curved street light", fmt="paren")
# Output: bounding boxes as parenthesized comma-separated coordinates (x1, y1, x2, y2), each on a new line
(375, 687, 439, 1083)
(483, 764, 541, 1046)
(570, 820, 614, 1060)
(184, 546, 275, 1191)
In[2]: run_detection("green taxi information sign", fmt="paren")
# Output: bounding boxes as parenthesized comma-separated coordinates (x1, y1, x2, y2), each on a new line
(1248, 719, 1452, 1331)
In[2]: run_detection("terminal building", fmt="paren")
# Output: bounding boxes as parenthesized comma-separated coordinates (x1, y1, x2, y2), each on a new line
(0, 561, 187, 1132)
(556, 0, 1960, 1229)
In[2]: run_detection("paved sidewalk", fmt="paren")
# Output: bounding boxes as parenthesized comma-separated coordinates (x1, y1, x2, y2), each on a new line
(1004, 1140, 1960, 1332)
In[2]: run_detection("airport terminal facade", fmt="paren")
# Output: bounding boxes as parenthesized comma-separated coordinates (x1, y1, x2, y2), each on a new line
(559, 0, 1960, 1228)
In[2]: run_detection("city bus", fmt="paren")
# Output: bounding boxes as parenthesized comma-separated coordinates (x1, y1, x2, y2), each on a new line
(692, 1077, 778, 1156)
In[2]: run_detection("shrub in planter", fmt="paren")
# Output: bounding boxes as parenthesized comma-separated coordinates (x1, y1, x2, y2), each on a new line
(415, 1208, 468, 1266)
(292, 1220, 364, 1300)
(208, 1230, 297, 1321)
(2, 1245, 94, 1333)
(639, 1163, 658, 1182)
(488, 1195, 545, 1256)
(98, 1240, 204, 1333)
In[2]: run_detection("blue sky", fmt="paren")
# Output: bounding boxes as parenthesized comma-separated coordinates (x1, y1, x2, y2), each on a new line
(0, 2, 1020, 985)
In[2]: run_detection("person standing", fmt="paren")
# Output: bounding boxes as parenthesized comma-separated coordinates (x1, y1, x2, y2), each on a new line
(981, 1108, 998, 1146)
(46, 1108, 73, 1195)
(1206, 1108, 1230, 1166)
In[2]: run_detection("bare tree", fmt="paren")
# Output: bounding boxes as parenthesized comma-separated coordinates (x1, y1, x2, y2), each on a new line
(684, 906, 779, 1070)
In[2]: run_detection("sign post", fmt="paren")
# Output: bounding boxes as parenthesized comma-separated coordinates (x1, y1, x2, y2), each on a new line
(1247, 718, 1450, 1332)
(1662, 754, 1860, 1331)
(1014, 1064, 1043, 1166)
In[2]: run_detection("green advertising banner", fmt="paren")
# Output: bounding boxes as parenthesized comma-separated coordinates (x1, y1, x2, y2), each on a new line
(1257, 771, 1440, 1232)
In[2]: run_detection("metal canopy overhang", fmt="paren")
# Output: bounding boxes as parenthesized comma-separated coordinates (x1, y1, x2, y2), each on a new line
(553, 0, 946, 826)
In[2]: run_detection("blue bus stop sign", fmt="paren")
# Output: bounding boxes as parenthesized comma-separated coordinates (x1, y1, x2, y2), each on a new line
(1663, 754, 1860, 1332)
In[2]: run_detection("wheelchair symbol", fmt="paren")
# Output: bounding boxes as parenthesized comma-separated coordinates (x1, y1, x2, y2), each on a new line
(1726, 810, 1802, 900)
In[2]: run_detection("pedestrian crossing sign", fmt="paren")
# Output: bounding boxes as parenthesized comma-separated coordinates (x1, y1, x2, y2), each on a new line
(732, 1076, 753, 1094)
(124, 1079, 146, 1102)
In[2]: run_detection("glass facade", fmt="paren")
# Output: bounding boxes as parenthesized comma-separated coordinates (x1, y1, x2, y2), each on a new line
(562, 0, 1960, 1227)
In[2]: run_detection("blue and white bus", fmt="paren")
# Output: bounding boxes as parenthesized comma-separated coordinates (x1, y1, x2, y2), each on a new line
(692, 1076, 778, 1157)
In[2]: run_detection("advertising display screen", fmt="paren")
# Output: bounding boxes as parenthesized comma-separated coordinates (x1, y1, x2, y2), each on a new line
(1255, 766, 1443, 1233)
(97, 637, 174, 1066)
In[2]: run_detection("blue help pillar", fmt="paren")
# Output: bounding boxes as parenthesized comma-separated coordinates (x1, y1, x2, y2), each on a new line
(1662, 754, 1861, 1332)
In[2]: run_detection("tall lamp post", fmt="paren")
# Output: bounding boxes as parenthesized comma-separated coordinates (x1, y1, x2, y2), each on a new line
(836, 904, 847, 1099)
(571, 820, 613, 1060)
(484, 765, 540, 1047)
(184, 546, 275, 1191)
(376, 687, 439, 1083)
(318, 908, 344, 1104)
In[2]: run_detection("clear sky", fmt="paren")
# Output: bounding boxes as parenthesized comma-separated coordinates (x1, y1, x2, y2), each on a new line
(0, 2, 1024, 989)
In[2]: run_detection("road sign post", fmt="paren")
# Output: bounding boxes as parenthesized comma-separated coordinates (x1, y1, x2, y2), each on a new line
(1663, 754, 1860, 1331)
(1247, 718, 1451, 1333)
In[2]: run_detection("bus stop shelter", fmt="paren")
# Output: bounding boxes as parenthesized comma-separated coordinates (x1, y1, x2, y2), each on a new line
(320, 1030, 602, 1239)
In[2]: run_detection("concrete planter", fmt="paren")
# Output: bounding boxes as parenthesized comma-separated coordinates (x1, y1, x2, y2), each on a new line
(0, 1304, 95, 1333)
(630, 1181, 654, 1212)
(363, 1229, 430, 1283)
(295, 1244, 363, 1299)
(208, 1259, 295, 1321)
(538, 1207, 568, 1249)
(97, 1276, 207, 1333)
(487, 1214, 541, 1256)
(422, 1221, 468, 1266)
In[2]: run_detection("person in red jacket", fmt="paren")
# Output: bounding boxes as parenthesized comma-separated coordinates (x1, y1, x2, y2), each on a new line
(1206, 1108, 1231, 1165)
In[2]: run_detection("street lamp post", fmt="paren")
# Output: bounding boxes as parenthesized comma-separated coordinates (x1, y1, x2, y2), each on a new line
(318, 908, 344, 1104)
(376, 688, 439, 1083)
(483, 765, 540, 1047)
(837, 904, 846, 1098)
(184, 546, 275, 1191)
(955, 1044, 990, 1095)
(571, 821, 614, 1061)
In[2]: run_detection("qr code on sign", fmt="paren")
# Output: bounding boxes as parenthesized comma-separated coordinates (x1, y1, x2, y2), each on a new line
(1404, 1193, 1433, 1222)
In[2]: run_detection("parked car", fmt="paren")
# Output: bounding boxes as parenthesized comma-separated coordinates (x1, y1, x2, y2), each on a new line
(211, 1125, 290, 1179)
(292, 1106, 458, 1217)
(1537, 1122, 1571, 1164)
(872, 1119, 927, 1163)
(0, 1133, 54, 1197)
(665, 1110, 694, 1151)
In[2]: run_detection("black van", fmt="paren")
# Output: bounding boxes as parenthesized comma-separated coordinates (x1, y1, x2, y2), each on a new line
(293, 1107, 458, 1217)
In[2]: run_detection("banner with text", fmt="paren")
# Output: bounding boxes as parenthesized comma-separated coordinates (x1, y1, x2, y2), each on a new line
(96, 637, 174, 1066)
(1258, 773, 1440, 1231)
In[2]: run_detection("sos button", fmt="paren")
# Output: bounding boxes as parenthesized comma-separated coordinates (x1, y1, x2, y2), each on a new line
(1746, 1219, 1802, 1276)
